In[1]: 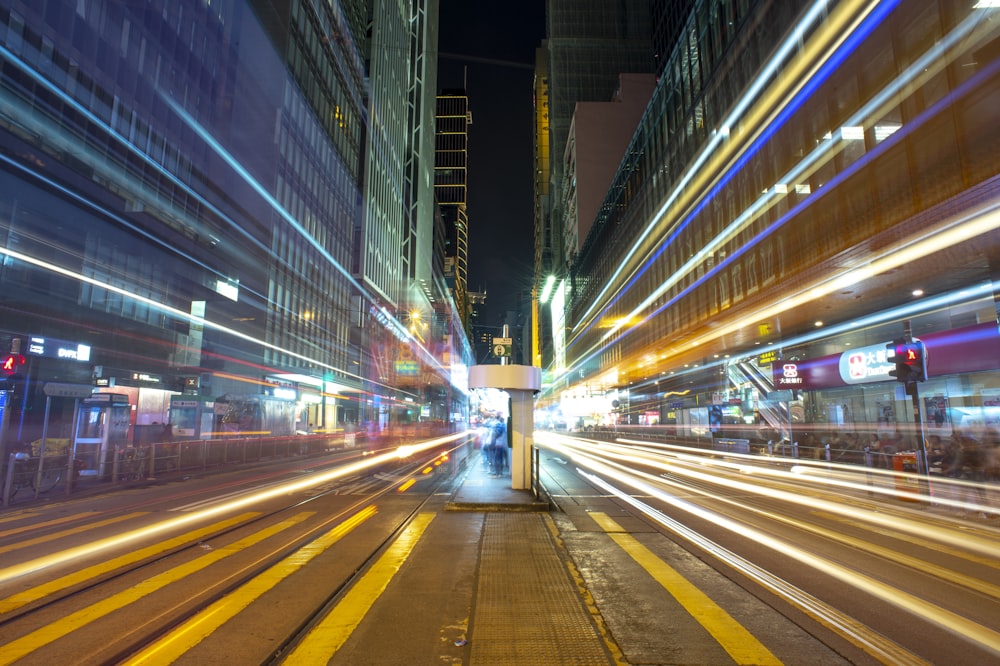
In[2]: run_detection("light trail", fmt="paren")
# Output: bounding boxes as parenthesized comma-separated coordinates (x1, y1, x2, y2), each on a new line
(0, 432, 469, 584)
(536, 432, 1000, 558)
(535, 432, 1000, 656)
(572, 0, 878, 331)
(599, 3, 992, 349)
(554, 0, 1000, 394)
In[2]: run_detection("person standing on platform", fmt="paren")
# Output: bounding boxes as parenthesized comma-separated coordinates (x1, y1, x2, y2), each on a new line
(491, 416, 507, 477)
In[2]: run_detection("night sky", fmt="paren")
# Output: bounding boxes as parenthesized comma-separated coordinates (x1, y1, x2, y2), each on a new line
(437, 1, 546, 326)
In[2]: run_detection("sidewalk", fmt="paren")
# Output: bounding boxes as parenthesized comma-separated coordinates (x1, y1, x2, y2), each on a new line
(446, 458, 619, 663)
(445, 450, 550, 512)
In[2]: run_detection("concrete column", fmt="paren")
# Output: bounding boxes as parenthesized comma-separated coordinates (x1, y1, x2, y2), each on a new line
(508, 389, 536, 489)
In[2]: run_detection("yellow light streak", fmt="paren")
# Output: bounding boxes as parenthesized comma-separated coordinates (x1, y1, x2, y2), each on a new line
(0, 432, 470, 584)
(1, 513, 315, 666)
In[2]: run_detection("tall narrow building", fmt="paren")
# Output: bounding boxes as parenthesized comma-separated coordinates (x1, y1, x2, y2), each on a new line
(435, 88, 471, 330)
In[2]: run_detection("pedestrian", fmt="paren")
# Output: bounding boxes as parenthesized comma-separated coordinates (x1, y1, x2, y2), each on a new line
(491, 417, 507, 477)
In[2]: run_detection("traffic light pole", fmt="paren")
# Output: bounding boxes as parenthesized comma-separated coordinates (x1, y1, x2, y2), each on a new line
(901, 321, 931, 497)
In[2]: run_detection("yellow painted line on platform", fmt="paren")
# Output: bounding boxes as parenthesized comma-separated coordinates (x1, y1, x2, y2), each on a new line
(123, 506, 376, 665)
(0, 512, 314, 666)
(0, 511, 100, 533)
(0, 512, 149, 555)
(590, 512, 782, 666)
(0, 512, 259, 614)
(281, 512, 436, 664)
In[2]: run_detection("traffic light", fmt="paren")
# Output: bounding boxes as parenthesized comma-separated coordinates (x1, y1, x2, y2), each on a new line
(2, 352, 24, 376)
(886, 339, 926, 383)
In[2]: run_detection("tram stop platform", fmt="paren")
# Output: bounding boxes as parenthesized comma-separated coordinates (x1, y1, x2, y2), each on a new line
(323, 454, 623, 665)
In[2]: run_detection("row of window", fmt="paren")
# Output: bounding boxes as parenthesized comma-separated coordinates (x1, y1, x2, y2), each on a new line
(570, 0, 1000, 380)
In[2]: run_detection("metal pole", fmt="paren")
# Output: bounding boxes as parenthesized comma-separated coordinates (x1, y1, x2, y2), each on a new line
(902, 320, 930, 497)
(500, 324, 510, 366)
(66, 397, 80, 495)
(33, 395, 52, 498)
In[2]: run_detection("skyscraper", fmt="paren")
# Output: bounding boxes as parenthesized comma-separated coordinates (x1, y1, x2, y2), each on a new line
(0, 0, 468, 447)
(435, 88, 471, 330)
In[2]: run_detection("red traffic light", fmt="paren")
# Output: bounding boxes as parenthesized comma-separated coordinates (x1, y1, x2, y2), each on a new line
(2, 353, 25, 376)
(886, 339, 926, 383)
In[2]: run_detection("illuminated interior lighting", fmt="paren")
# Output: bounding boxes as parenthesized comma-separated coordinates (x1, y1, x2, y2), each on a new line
(840, 125, 865, 140)
(554, 8, 991, 391)
(539, 274, 557, 303)
(874, 122, 902, 141)
(214, 279, 239, 301)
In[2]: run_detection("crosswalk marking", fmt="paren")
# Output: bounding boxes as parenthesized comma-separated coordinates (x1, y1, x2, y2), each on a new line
(0, 511, 101, 535)
(0, 512, 259, 614)
(0, 512, 149, 555)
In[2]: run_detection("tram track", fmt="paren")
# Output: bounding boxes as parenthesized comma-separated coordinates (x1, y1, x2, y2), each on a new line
(540, 435, 1000, 665)
(0, 444, 466, 666)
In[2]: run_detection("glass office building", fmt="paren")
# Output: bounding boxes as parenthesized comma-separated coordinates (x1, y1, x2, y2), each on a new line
(0, 1, 465, 447)
(550, 0, 1000, 449)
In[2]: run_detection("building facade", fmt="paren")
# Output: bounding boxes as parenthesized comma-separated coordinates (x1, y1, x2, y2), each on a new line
(0, 0, 468, 453)
(434, 88, 471, 330)
(546, 0, 1000, 451)
(560, 73, 656, 267)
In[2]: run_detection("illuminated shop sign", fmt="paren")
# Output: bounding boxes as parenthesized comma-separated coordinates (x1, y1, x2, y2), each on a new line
(774, 363, 805, 388)
(838, 343, 895, 384)
(757, 350, 778, 365)
(272, 386, 297, 400)
(27, 335, 91, 362)
(770, 322, 1000, 390)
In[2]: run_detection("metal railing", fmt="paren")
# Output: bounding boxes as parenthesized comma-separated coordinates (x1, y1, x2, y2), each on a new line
(1, 432, 357, 506)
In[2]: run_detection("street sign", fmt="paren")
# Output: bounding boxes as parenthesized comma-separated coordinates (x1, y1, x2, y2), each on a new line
(43, 382, 95, 398)
(492, 337, 512, 358)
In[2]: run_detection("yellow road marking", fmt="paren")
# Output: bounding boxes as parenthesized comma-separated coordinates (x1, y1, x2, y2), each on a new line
(0, 512, 149, 555)
(123, 506, 376, 665)
(0, 511, 101, 535)
(590, 512, 782, 666)
(0, 512, 314, 666)
(281, 512, 436, 664)
(0, 512, 259, 614)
